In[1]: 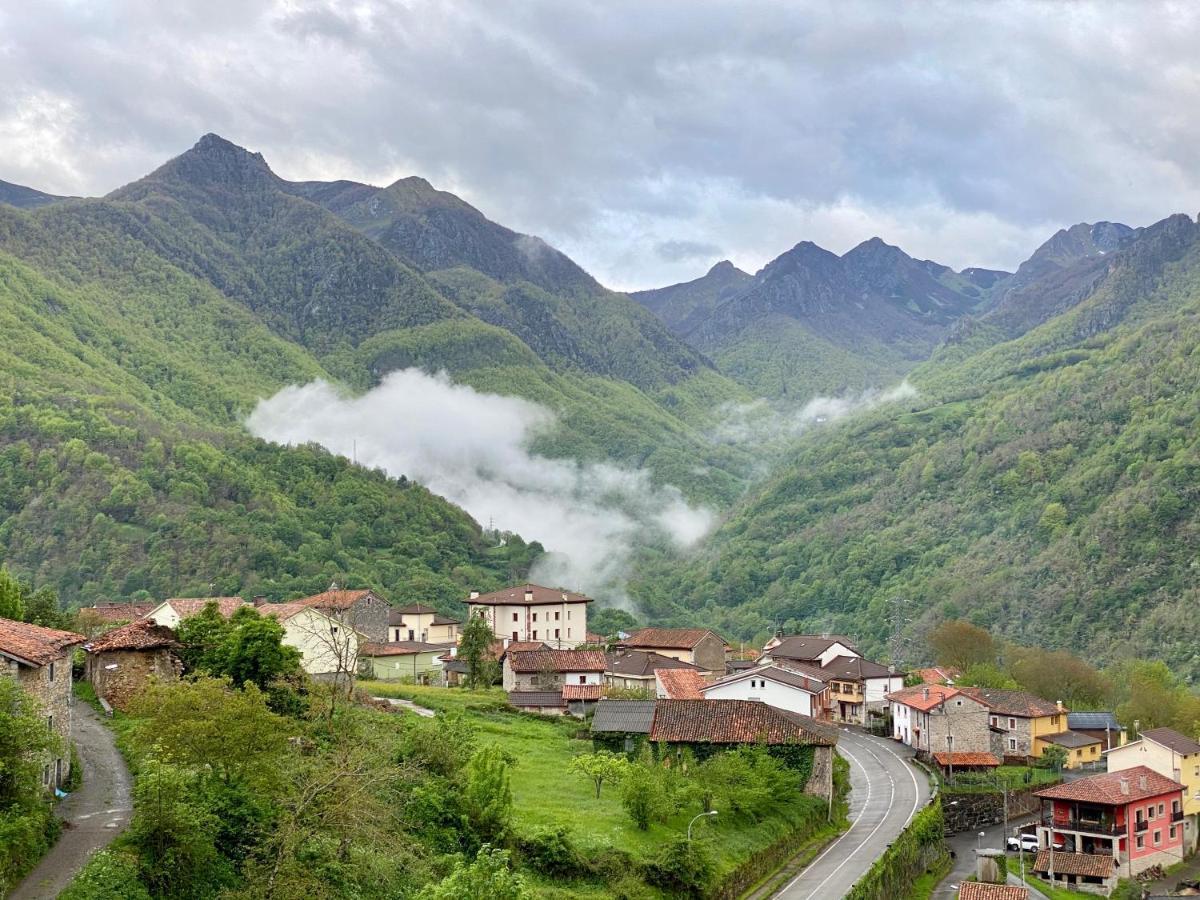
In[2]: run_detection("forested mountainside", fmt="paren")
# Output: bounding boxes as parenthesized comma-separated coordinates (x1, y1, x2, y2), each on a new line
(634, 212, 1200, 679)
(0, 179, 68, 210)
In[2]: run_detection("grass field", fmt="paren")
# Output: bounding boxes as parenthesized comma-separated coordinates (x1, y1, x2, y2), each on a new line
(359, 682, 840, 894)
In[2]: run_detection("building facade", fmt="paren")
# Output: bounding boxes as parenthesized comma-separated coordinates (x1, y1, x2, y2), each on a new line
(387, 604, 459, 645)
(1107, 727, 1200, 854)
(468, 584, 592, 649)
(889, 685, 993, 756)
(84, 620, 181, 710)
(702, 665, 828, 719)
(618, 628, 728, 673)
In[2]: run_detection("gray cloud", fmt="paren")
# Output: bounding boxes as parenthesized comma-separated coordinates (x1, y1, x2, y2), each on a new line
(655, 239, 723, 263)
(3, 1, 1200, 288)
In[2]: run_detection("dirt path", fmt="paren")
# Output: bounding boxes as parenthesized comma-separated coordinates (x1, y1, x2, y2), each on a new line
(373, 696, 436, 717)
(10, 701, 133, 900)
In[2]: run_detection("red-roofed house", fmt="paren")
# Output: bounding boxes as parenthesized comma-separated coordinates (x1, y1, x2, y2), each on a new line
(0, 617, 85, 790)
(467, 583, 592, 649)
(701, 664, 830, 719)
(957, 883, 1029, 900)
(504, 648, 608, 716)
(655, 668, 707, 700)
(145, 597, 249, 629)
(888, 685, 993, 756)
(294, 585, 390, 643)
(618, 628, 728, 673)
(84, 620, 181, 710)
(1034, 765, 1185, 880)
(259, 602, 365, 676)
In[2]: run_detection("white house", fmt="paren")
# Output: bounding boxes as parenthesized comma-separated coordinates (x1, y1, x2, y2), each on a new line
(144, 597, 249, 629)
(467, 584, 592, 649)
(760, 634, 861, 669)
(701, 665, 828, 719)
(259, 602, 365, 676)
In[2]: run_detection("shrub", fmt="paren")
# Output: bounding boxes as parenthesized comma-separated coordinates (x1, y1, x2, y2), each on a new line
(643, 837, 716, 897)
(518, 826, 582, 877)
(621, 764, 671, 830)
(59, 848, 152, 900)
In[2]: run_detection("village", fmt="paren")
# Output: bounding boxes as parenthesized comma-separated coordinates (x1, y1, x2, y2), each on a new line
(4, 580, 1199, 900)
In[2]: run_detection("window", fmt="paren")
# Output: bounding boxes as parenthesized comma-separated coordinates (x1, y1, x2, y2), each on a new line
(554, 629, 560, 639)
(1158, 803, 1165, 816)
(555, 611, 560, 621)
(1136, 835, 1144, 849)
(532, 612, 538, 622)
(954, 699, 962, 706)
(47, 715, 53, 732)
(48, 661, 55, 682)
(990, 716, 998, 726)
(567, 628, 571, 638)
(578, 675, 586, 684)
(408, 629, 415, 641)
(567, 610, 571, 620)
(532, 630, 538, 639)
(1009, 718, 1017, 729)
(1154, 830, 1162, 846)
(1170, 825, 1177, 840)
(1008, 738, 1017, 751)
(1149, 805, 1156, 820)
(43, 765, 50, 785)
(512, 612, 519, 622)
(331, 626, 338, 635)
(512, 631, 519, 641)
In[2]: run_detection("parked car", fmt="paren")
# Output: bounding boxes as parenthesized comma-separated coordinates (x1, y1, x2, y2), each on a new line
(1006, 833, 1039, 853)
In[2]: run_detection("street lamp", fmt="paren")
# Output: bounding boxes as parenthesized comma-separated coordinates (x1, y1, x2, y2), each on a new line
(976, 831, 986, 852)
(688, 810, 718, 842)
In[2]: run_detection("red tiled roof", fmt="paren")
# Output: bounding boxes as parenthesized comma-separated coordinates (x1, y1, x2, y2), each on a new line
(562, 684, 603, 701)
(585, 631, 603, 643)
(86, 620, 179, 653)
(887, 684, 962, 712)
(914, 666, 961, 684)
(295, 588, 377, 611)
(958, 883, 1030, 900)
(85, 603, 157, 622)
(1034, 765, 1182, 805)
(163, 597, 248, 619)
(1032, 850, 1114, 878)
(508, 649, 608, 673)
(649, 699, 836, 746)
(959, 687, 1061, 718)
(504, 641, 549, 654)
(360, 641, 445, 656)
(257, 601, 309, 622)
(931, 752, 1000, 767)
(623, 627, 724, 650)
(469, 584, 593, 606)
(656, 669, 707, 699)
(0, 617, 85, 666)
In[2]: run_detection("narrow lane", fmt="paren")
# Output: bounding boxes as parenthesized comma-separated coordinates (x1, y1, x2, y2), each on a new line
(776, 729, 929, 900)
(11, 701, 132, 900)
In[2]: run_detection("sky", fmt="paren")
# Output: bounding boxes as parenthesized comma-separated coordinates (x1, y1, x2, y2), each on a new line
(3, 0, 1200, 289)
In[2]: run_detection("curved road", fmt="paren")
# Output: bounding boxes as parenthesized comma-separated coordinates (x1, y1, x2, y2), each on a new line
(11, 701, 132, 900)
(776, 729, 930, 900)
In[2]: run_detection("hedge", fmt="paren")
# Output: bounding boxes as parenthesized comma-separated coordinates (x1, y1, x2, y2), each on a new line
(845, 799, 946, 900)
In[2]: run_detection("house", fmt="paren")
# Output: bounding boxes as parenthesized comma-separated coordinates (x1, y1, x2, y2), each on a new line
(386, 603, 459, 645)
(1067, 711, 1122, 751)
(701, 664, 829, 719)
(820, 655, 903, 725)
(0, 617, 85, 790)
(467, 584, 592, 649)
(888, 685, 993, 756)
(293, 585, 390, 643)
(1034, 766, 1186, 883)
(1106, 727, 1200, 854)
(760, 634, 860, 668)
(1038, 730, 1104, 770)
(437, 639, 506, 687)
(655, 668, 707, 700)
(503, 648, 607, 716)
(145, 596, 249, 629)
(957, 883, 1029, 900)
(259, 602, 364, 676)
(914, 665, 961, 686)
(590, 698, 839, 801)
(618, 628, 728, 673)
(605, 649, 702, 692)
(78, 602, 158, 631)
(959, 688, 1089, 766)
(358, 641, 446, 682)
(84, 620, 181, 710)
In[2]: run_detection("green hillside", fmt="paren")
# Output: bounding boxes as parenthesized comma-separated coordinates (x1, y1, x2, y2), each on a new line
(634, 213, 1200, 680)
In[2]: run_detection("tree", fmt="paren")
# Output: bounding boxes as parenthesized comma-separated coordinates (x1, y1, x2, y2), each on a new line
(956, 663, 1018, 690)
(0, 677, 59, 809)
(1038, 744, 1068, 772)
(419, 846, 529, 900)
(928, 620, 996, 671)
(568, 751, 629, 800)
(22, 585, 67, 629)
(0, 566, 25, 621)
(1009, 647, 1110, 709)
(589, 607, 639, 639)
(621, 764, 669, 830)
(459, 612, 497, 689)
(463, 745, 513, 844)
(218, 612, 300, 691)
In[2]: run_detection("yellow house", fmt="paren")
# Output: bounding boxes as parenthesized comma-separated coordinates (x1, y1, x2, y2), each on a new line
(387, 604, 460, 645)
(962, 688, 1098, 768)
(1107, 727, 1200, 853)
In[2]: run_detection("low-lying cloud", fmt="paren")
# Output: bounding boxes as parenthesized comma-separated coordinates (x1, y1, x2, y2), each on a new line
(245, 369, 714, 604)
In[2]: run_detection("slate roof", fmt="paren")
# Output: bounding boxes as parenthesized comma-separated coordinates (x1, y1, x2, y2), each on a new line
(958, 883, 1030, 900)
(1142, 727, 1200, 756)
(360, 641, 446, 656)
(507, 649, 608, 673)
(562, 684, 603, 701)
(85, 602, 157, 623)
(931, 751, 1001, 767)
(822, 654, 894, 680)
(296, 588, 378, 611)
(655, 669, 707, 699)
(1039, 731, 1100, 749)
(591, 699, 657, 734)
(430, 614, 460, 626)
(469, 584, 593, 606)
(86, 620, 179, 653)
(704, 664, 825, 694)
(508, 690, 567, 708)
(960, 687, 1061, 718)
(161, 597, 248, 620)
(887, 684, 962, 712)
(767, 635, 858, 661)
(650, 699, 836, 746)
(1032, 850, 1114, 878)
(770, 660, 832, 683)
(623, 628, 725, 650)
(1034, 766, 1182, 805)
(0, 617, 85, 666)
(392, 603, 438, 616)
(1067, 711, 1119, 732)
(606, 649, 701, 677)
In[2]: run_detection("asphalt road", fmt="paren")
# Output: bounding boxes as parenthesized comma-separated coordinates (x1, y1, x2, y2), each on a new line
(11, 701, 133, 900)
(776, 729, 930, 900)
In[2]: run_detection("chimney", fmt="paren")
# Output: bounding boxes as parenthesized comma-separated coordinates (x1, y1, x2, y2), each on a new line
(1056, 699, 1064, 712)
(1134, 719, 1141, 736)
(775, 628, 783, 639)
(1119, 729, 1128, 747)
(469, 590, 479, 600)
(252, 596, 267, 607)
(1120, 777, 1130, 795)
(923, 687, 931, 701)
(1139, 775, 1148, 791)
(524, 589, 534, 603)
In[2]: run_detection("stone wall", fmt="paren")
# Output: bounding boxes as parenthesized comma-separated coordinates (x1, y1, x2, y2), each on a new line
(942, 782, 1059, 835)
(14, 651, 73, 788)
(805, 745, 834, 800)
(87, 648, 181, 710)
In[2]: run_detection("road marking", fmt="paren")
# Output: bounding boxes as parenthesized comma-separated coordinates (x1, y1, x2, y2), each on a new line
(777, 738, 873, 898)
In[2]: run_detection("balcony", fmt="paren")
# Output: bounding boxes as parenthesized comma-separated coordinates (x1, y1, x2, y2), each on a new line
(1135, 819, 1148, 832)
(1172, 810, 1185, 823)
(1043, 811, 1123, 837)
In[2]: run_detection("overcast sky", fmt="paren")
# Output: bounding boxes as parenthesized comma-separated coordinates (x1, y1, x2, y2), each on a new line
(2, 1, 1199, 289)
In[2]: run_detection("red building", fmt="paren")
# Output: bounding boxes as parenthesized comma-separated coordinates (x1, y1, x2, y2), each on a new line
(1034, 765, 1185, 886)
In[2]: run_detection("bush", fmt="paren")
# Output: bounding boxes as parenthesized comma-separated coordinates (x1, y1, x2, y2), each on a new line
(0, 805, 58, 893)
(621, 764, 671, 830)
(518, 826, 582, 877)
(643, 837, 716, 897)
(59, 848, 152, 900)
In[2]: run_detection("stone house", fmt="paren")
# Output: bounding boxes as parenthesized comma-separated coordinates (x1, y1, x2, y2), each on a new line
(467, 584, 592, 649)
(959, 688, 1081, 765)
(503, 648, 607, 715)
(888, 684, 993, 756)
(293, 586, 390, 643)
(618, 628, 728, 674)
(84, 619, 182, 710)
(0, 616, 86, 790)
(387, 603, 459, 645)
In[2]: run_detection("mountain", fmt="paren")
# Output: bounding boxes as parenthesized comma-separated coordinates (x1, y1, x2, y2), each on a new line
(0, 179, 69, 209)
(635, 212, 1200, 679)
(635, 237, 1001, 397)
